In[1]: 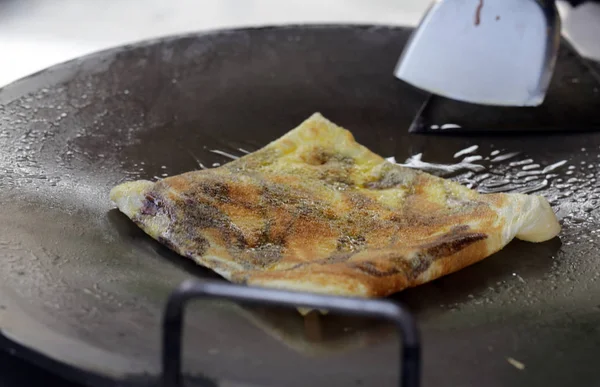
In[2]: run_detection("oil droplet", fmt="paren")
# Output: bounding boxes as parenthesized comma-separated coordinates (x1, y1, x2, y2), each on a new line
(462, 155, 483, 163)
(491, 152, 520, 163)
(509, 159, 533, 167)
(453, 145, 479, 158)
(209, 149, 239, 160)
(542, 160, 567, 173)
(441, 123, 461, 129)
(398, 153, 485, 175)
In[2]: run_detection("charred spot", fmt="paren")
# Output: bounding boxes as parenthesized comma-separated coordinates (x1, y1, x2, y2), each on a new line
(409, 254, 431, 279)
(347, 229, 486, 279)
(390, 213, 436, 227)
(303, 148, 331, 165)
(322, 252, 356, 264)
(263, 185, 327, 222)
(423, 231, 487, 258)
(245, 243, 284, 268)
(184, 251, 195, 259)
(254, 219, 273, 247)
(337, 235, 366, 251)
(199, 181, 230, 203)
(262, 183, 301, 208)
(297, 204, 314, 216)
(173, 200, 247, 252)
(158, 236, 177, 252)
(277, 252, 356, 272)
(255, 218, 289, 249)
(320, 170, 353, 190)
(180, 202, 226, 229)
(449, 225, 471, 233)
(387, 254, 432, 280)
(357, 254, 431, 280)
(303, 147, 355, 166)
(189, 235, 210, 256)
(299, 252, 357, 268)
(344, 192, 374, 209)
(145, 193, 158, 202)
(366, 166, 415, 190)
(141, 193, 162, 216)
(141, 202, 158, 216)
(322, 207, 338, 220)
(311, 151, 330, 165)
(349, 261, 401, 277)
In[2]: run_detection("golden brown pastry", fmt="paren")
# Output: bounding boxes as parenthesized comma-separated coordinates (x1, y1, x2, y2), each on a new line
(110, 113, 560, 298)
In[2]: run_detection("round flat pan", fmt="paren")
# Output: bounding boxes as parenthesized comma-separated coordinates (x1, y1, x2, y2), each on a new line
(0, 25, 599, 387)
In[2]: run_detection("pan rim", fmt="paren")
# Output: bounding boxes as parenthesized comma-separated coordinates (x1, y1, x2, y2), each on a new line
(0, 22, 412, 103)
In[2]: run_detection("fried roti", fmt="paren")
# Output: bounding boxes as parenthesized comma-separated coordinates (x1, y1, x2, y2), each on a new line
(110, 113, 560, 298)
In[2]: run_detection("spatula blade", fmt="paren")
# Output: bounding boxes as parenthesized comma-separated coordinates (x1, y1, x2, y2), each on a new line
(394, 0, 561, 107)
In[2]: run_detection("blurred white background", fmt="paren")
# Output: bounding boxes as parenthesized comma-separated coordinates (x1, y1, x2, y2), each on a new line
(0, 0, 598, 87)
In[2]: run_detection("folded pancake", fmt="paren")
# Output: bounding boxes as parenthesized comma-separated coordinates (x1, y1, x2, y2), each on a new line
(110, 113, 560, 298)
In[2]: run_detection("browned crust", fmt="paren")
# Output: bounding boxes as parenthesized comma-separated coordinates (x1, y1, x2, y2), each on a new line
(119, 114, 530, 298)
(240, 226, 490, 297)
(133, 159, 506, 297)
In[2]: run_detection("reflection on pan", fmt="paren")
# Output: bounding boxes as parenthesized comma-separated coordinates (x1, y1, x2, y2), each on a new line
(221, 304, 395, 357)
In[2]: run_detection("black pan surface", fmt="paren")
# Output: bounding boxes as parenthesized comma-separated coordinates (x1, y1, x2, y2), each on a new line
(0, 25, 599, 387)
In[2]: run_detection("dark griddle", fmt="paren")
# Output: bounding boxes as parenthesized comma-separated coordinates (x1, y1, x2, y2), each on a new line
(0, 25, 599, 387)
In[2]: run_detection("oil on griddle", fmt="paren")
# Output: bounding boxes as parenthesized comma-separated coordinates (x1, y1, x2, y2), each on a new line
(0, 26, 599, 387)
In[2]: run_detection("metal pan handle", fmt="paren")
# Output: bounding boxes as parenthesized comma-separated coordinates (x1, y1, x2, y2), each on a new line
(161, 279, 421, 387)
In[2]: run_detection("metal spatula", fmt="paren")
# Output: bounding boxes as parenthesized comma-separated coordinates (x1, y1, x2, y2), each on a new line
(394, 0, 561, 107)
